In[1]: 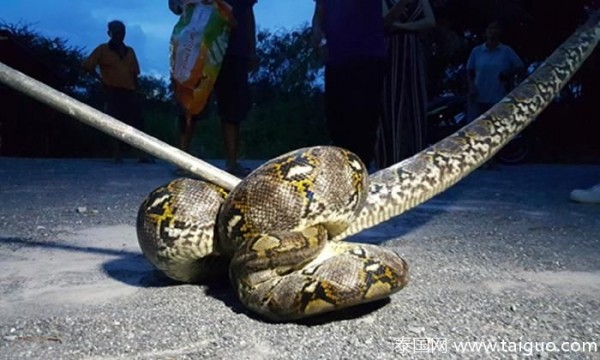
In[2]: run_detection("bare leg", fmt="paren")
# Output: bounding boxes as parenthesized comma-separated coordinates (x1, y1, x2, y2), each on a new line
(180, 114, 197, 154)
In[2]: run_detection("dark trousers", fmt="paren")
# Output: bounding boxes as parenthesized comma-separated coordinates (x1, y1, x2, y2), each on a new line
(325, 58, 385, 167)
(103, 86, 145, 159)
(103, 86, 143, 129)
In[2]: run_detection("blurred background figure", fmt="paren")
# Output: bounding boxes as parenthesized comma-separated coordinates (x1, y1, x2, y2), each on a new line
(465, 20, 524, 169)
(376, 0, 436, 168)
(466, 20, 525, 123)
(312, 0, 386, 169)
(82, 20, 153, 163)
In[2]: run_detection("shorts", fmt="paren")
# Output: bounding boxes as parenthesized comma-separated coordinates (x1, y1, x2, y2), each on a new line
(213, 54, 251, 125)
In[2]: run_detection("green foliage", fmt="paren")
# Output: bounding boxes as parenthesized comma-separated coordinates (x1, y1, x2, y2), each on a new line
(188, 25, 328, 159)
(181, 93, 328, 159)
(252, 27, 323, 97)
(137, 76, 180, 151)
(143, 102, 179, 146)
(3, 2, 598, 161)
(1, 22, 97, 97)
(241, 92, 327, 159)
(2, 21, 329, 159)
(138, 75, 173, 103)
(240, 26, 328, 158)
(190, 111, 223, 158)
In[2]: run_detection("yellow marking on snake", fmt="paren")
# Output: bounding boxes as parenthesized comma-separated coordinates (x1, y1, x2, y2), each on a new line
(136, 16, 600, 321)
(286, 164, 313, 179)
(148, 203, 175, 228)
(252, 236, 281, 252)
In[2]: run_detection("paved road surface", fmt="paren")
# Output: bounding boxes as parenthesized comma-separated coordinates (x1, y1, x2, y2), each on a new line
(0, 158, 598, 359)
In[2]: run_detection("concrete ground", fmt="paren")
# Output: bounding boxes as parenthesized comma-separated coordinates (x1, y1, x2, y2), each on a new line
(0, 157, 598, 359)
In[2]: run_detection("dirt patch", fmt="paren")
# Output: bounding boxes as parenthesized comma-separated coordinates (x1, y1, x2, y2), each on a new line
(484, 271, 600, 297)
(0, 225, 152, 318)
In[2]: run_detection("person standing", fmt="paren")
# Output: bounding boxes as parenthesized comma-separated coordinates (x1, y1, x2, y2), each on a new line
(376, 0, 436, 169)
(311, 0, 386, 169)
(169, 0, 258, 177)
(466, 20, 525, 122)
(465, 20, 525, 169)
(83, 20, 151, 163)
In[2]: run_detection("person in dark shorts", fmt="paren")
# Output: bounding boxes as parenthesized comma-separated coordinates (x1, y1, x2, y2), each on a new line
(169, 0, 258, 177)
(83, 20, 153, 163)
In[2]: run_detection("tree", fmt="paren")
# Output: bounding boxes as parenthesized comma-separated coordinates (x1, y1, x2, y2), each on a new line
(1, 23, 99, 99)
(251, 27, 323, 99)
(2, 4, 597, 161)
(1, 22, 180, 157)
(241, 26, 329, 159)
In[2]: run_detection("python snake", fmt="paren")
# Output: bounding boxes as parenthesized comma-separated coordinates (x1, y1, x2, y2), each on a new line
(137, 15, 599, 321)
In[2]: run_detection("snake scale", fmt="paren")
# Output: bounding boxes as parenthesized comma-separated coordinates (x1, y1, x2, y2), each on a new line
(137, 14, 599, 321)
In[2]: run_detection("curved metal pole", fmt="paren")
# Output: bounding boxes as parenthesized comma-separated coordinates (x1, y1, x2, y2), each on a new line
(0, 62, 240, 191)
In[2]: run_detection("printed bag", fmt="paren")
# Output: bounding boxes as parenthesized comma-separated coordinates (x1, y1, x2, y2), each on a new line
(170, 0, 234, 115)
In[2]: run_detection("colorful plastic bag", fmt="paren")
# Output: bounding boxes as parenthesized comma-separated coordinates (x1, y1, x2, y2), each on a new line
(170, 0, 234, 115)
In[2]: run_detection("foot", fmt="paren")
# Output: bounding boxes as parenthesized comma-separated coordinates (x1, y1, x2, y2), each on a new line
(569, 183, 600, 204)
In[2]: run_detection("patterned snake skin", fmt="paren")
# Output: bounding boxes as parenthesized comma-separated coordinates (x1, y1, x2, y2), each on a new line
(137, 15, 599, 321)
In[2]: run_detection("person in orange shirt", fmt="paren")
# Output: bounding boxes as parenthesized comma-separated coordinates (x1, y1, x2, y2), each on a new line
(83, 20, 152, 163)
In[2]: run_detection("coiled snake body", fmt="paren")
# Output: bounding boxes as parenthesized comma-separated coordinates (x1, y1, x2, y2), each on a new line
(137, 17, 599, 321)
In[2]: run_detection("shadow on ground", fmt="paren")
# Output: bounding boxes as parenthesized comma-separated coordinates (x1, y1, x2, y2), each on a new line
(0, 236, 171, 288)
(202, 274, 392, 326)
